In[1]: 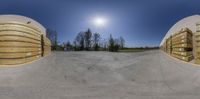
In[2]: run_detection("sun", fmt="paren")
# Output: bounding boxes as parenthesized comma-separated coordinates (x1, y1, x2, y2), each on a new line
(93, 17, 107, 27)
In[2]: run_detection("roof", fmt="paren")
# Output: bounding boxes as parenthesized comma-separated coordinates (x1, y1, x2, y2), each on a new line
(160, 15, 200, 46)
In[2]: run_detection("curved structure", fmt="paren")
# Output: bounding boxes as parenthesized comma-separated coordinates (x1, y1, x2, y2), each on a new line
(160, 15, 200, 64)
(160, 15, 200, 46)
(0, 15, 51, 65)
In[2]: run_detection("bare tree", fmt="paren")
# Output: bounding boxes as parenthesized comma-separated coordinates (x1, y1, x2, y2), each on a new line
(93, 33, 101, 51)
(108, 34, 115, 52)
(102, 38, 108, 50)
(108, 35, 122, 52)
(114, 38, 120, 52)
(46, 28, 58, 50)
(84, 29, 92, 50)
(119, 36, 125, 49)
(65, 41, 72, 51)
(73, 40, 77, 51)
(75, 32, 85, 50)
(73, 29, 126, 52)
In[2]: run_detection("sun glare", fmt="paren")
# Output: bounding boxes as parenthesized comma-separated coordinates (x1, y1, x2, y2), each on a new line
(94, 17, 107, 26)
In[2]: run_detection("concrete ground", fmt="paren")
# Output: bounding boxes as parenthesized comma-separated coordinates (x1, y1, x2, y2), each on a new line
(0, 50, 200, 99)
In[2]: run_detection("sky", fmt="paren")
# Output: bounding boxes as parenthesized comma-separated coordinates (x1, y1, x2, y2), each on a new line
(0, 0, 200, 47)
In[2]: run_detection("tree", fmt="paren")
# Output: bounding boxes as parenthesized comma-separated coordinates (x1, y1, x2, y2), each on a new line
(46, 29, 58, 50)
(114, 38, 120, 52)
(108, 34, 115, 52)
(101, 38, 108, 51)
(108, 35, 122, 52)
(66, 41, 71, 47)
(73, 40, 77, 51)
(75, 32, 85, 50)
(84, 29, 92, 50)
(63, 41, 72, 51)
(93, 33, 101, 51)
(73, 29, 126, 52)
(119, 36, 125, 49)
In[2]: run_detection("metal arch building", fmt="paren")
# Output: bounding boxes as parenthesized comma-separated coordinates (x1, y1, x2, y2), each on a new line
(0, 15, 51, 66)
(160, 15, 200, 46)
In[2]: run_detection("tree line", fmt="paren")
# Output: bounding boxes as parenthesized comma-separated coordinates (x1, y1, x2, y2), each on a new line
(47, 28, 125, 52)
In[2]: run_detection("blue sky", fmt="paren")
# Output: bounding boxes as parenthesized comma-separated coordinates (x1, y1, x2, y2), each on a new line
(0, 0, 200, 47)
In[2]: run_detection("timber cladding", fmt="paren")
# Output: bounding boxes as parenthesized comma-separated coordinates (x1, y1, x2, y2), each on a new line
(0, 18, 51, 65)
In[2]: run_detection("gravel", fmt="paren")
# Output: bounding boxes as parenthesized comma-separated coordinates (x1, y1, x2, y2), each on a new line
(0, 50, 200, 99)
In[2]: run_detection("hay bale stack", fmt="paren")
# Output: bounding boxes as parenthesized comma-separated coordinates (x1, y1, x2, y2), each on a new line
(171, 28, 193, 62)
(194, 22, 200, 64)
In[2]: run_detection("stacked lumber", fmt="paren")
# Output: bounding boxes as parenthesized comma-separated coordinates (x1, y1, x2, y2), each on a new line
(166, 36, 172, 54)
(43, 37, 51, 56)
(194, 22, 200, 64)
(171, 28, 193, 62)
(160, 45, 164, 51)
(162, 40, 167, 52)
(0, 23, 42, 65)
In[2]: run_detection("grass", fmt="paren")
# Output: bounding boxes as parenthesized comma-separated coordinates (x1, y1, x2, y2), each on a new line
(118, 48, 145, 53)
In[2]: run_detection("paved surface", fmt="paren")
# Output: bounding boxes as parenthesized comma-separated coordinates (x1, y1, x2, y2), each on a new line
(0, 50, 200, 99)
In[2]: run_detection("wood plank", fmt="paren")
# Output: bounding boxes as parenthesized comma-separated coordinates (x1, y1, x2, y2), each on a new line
(195, 59, 200, 64)
(44, 46, 51, 48)
(0, 47, 41, 53)
(172, 51, 193, 57)
(0, 41, 41, 47)
(0, 31, 41, 41)
(172, 37, 192, 43)
(0, 24, 41, 36)
(194, 36, 200, 41)
(195, 52, 200, 57)
(194, 41, 200, 47)
(172, 43, 193, 48)
(172, 33, 192, 40)
(0, 35, 41, 44)
(172, 48, 192, 52)
(172, 39, 192, 45)
(172, 31, 192, 38)
(194, 47, 200, 52)
(194, 32, 200, 36)
(172, 54, 193, 62)
(44, 51, 51, 56)
(0, 55, 41, 65)
(44, 43, 51, 46)
(0, 22, 42, 34)
(44, 38, 51, 45)
(0, 51, 41, 58)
